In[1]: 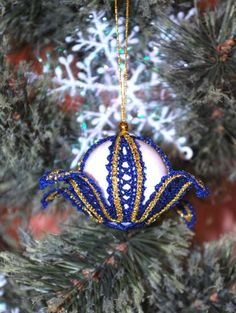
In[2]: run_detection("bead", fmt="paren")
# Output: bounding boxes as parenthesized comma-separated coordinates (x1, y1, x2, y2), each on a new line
(119, 121, 129, 132)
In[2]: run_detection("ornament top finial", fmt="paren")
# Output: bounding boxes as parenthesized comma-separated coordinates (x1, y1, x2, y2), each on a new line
(119, 121, 129, 132)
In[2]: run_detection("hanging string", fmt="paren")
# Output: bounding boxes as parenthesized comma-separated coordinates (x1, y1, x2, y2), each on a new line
(114, 0, 130, 124)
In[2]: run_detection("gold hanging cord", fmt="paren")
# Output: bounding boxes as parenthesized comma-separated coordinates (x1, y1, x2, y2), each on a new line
(114, 0, 130, 126)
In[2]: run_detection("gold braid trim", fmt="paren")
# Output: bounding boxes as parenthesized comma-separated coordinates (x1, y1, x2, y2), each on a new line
(122, 134, 143, 222)
(112, 133, 124, 223)
(146, 182, 192, 225)
(46, 191, 60, 202)
(135, 174, 189, 223)
(112, 132, 144, 223)
(45, 187, 101, 223)
(177, 204, 193, 223)
(78, 176, 119, 222)
(69, 179, 103, 223)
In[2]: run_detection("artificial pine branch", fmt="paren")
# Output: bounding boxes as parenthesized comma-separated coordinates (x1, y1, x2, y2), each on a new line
(0, 55, 77, 249)
(0, 53, 77, 210)
(0, 218, 191, 313)
(177, 89, 236, 181)
(154, 0, 236, 181)
(157, 0, 236, 97)
(0, 274, 41, 312)
(0, 51, 77, 254)
(0, 217, 236, 312)
(0, 0, 173, 49)
(154, 232, 236, 312)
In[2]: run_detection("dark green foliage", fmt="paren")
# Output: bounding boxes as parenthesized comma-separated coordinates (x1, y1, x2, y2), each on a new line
(0, 0, 173, 48)
(155, 0, 236, 180)
(0, 56, 77, 210)
(0, 217, 235, 312)
(157, 0, 236, 97)
(0, 1, 236, 312)
(0, 0, 75, 47)
(0, 218, 191, 313)
(178, 89, 236, 180)
(154, 233, 236, 313)
(0, 275, 40, 312)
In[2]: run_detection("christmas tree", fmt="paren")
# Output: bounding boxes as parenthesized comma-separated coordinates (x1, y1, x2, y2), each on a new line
(0, 0, 236, 312)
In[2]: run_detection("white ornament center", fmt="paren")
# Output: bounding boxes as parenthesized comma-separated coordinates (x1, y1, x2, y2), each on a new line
(83, 139, 168, 203)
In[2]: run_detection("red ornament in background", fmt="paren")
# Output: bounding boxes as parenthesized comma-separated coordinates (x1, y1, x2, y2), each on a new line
(193, 182, 236, 243)
(0, 207, 71, 247)
(197, 0, 218, 11)
(1, 208, 22, 249)
(6, 44, 56, 74)
(60, 94, 84, 113)
(29, 211, 70, 240)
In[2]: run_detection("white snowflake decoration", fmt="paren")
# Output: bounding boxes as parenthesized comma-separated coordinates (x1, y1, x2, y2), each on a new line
(169, 8, 196, 25)
(50, 11, 192, 166)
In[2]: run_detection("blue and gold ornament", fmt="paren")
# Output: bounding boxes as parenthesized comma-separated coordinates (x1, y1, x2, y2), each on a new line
(40, 0, 208, 230)
(40, 122, 208, 230)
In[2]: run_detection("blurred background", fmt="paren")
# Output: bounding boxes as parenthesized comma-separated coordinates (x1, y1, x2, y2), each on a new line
(0, 0, 236, 310)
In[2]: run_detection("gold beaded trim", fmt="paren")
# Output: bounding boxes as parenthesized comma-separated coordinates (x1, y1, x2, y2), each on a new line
(78, 176, 118, 222)
(146, 182, 192, 225)
(112, 133, 125, 222)
(177, 204, 193, 223)
(47, 169, 73, 180)
(69, 179, 103, 223)
(46, 191, 60, 202)
(112, 131, 144, 223)
(196, 177, 205, 189)
(44, 187, 101, 222)
(123, 133, 143, 222)
(134, 174, 187, 223)
(45, 179, 102, 223)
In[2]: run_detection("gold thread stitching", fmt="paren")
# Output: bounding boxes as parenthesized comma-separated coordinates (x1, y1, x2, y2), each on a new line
(45, 188, 101, 223)
(79, 176, 119, 222)
(46, 191, 60, 202)
(112, 133, 124, 222)
(146, 182, 192, 225)
(122, 134, 143, 222)
(177, 204, 193, 223)
(137, 174, 188, 223)
(70, 179, 103, 223)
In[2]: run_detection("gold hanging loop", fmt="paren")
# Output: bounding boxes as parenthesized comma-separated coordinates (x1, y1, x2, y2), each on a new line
(114, 0, 130, 125)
